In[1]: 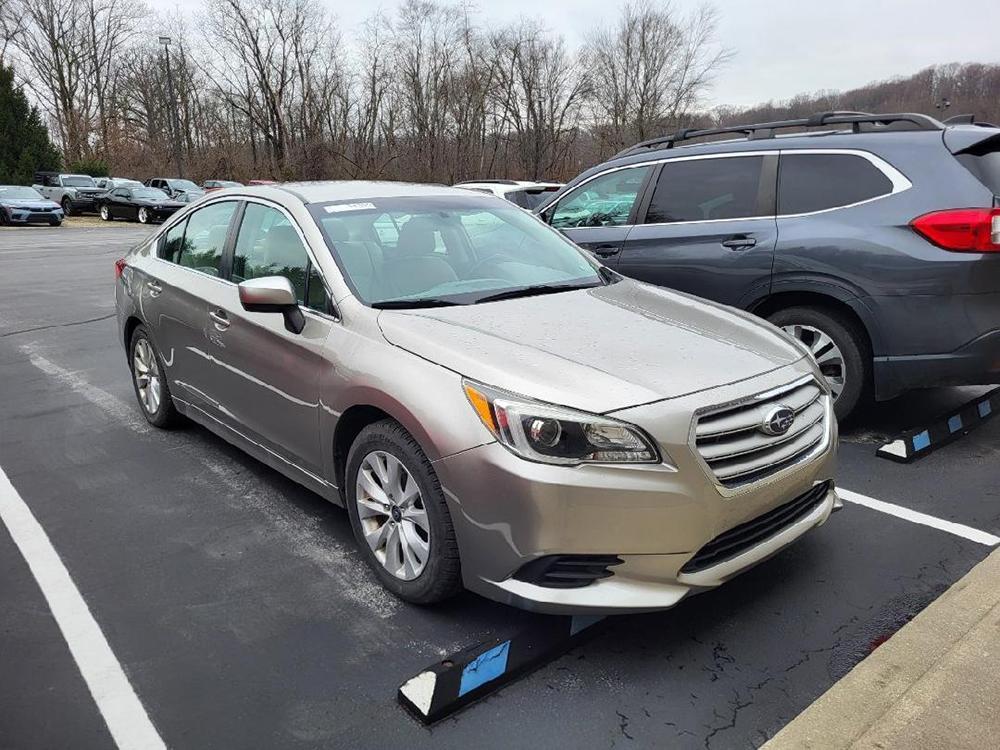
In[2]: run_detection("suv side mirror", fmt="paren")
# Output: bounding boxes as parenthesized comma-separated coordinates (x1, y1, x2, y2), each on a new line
(238, 276, 305, 334)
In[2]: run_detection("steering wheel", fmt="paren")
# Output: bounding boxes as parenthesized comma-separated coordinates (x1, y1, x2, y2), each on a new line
(467, 252, 516, 277)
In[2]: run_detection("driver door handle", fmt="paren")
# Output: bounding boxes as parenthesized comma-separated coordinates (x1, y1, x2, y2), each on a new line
(209, 310, 231, 330)
(721, 236, 757, 250)
(591, 244, 621, 258)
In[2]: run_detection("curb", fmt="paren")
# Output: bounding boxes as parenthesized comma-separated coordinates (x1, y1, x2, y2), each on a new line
(763, 547, 1000, 749)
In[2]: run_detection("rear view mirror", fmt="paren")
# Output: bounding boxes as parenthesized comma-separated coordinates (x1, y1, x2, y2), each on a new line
(238, 276, 305, 334)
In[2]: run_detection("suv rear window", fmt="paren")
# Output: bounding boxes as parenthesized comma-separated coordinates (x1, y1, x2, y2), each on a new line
(955, 136, 1000, 195)
(778, 153, 893, 214)
(645, 156, 764, 223)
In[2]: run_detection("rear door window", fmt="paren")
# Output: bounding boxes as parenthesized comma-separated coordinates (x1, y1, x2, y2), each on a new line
(778, 153, 893, 214)
(644, 156, 764, 223)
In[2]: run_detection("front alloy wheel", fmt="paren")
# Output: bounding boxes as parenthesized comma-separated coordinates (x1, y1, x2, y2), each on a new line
(138, 207, 150, 224)
(355, 451, 430, 581)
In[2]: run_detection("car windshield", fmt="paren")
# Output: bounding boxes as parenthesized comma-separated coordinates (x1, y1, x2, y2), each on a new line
(309, 196, 605, 307)
(134, 188, 168, 200)
(0, 187, 45, 200)
(63, 175, 96, 187)
(170, 179, 201, 192)
(117, 179, 143, 188)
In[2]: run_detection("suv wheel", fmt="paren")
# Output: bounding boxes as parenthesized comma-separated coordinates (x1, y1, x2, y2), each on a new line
(61, 197, 73, 217)
(128, 325, 181, 428)
(345, 420, 462, 604)
(767, 306, 870, 421)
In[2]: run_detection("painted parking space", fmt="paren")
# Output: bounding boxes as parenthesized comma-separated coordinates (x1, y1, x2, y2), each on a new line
(1, 226, 998, 749)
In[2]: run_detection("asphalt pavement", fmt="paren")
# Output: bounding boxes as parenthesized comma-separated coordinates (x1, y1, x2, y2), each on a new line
(1, 224, 997, 749)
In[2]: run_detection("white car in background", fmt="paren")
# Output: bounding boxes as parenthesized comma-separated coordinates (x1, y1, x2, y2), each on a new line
(453, 180, 563, 210)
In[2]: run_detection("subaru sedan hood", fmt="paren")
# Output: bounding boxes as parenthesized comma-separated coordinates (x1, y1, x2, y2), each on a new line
(377, 280, 805, 413)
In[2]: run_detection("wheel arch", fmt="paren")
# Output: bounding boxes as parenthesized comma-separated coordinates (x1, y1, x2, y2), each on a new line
(750, 289, 879, 356)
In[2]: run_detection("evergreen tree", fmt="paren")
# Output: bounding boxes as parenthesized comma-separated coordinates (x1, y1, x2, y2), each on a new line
(0, 64, 61, 184)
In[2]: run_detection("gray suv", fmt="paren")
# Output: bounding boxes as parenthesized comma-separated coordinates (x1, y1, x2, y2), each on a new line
(114, 182, 838, 613)
(538, 112, 1000, 419)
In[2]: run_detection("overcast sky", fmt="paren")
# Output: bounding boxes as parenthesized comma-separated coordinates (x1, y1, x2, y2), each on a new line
(171, 0, 1000, 108)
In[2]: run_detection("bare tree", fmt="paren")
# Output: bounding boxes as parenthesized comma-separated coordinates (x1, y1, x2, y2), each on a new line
(583, 1, 730, 154)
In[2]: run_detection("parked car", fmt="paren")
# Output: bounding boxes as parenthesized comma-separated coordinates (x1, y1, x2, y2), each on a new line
(96, 186, 184, 224)
(455, 179, 563, 209)
(33, 172, 105, 216)
(94, 177, 143, 192)
(248, 179, 277, 186)
(0, 185, 64, 226)
(537, 112, 1000, 420)
(203, 179, 243, 192)
(145, 177, 205, 203)
(114, 182, 839, 613)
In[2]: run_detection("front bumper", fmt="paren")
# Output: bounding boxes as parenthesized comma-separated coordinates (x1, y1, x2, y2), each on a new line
(436, 365, 838, 614)
(5, 207, 64, 224)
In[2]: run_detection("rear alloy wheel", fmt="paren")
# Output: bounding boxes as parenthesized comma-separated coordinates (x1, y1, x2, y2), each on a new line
(346, 420, 462, 604)
(129, 325, 180, 428)
(100, 204, 112, 221)
(768, 306, 870, 421)
(138, 207, 150, 224)
(61, 197, 73, 217)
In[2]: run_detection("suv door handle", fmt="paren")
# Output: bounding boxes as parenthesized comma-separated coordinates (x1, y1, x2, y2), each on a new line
(721, 236, 757, 250)
(591, 244, 621, 258)
(146, 281, 162, 296)
(209, 310, 230, 330)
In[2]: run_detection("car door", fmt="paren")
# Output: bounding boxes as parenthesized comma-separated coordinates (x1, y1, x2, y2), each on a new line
(110, 188, 131, 219)
(194, 200, 334, 476)
(543, 164, 654, 264)
(139, 201, 240, 413)
(616, 153, 778, 307)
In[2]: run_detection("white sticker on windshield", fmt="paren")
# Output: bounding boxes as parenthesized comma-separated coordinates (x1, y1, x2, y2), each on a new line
(325, 202, 376, 213)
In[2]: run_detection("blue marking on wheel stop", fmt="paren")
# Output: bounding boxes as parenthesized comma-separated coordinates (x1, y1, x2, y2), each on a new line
(979, 400, 992, 418)
(570, 615, 605, 636)
(912, 431, 931, 451)
(459, 641, 510, 696)
(948, 415, 963, 433)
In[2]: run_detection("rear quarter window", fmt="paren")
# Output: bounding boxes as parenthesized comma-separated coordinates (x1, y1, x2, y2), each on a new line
(778, 153, 893, 214)
(955, 136, 1000, 195)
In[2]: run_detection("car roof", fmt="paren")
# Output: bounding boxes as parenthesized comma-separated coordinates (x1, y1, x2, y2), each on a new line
(243, 180, 489, 205)
(456, 180, 562, 191)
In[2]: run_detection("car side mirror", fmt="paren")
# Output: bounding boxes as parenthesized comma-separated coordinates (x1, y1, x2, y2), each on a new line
(238, 276, 305, 334)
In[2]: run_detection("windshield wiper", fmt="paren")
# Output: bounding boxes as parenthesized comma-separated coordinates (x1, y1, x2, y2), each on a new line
(370, 298, 464, 309)
(473, 282, 602, 304)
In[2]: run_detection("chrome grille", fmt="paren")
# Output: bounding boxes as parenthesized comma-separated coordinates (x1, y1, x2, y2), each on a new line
(695, 378, 829, 488)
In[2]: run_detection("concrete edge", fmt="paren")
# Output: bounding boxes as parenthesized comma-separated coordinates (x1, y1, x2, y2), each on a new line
(763, 545, 1000, 749)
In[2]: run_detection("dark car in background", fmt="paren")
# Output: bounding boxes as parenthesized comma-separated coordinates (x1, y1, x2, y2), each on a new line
(146, 177, 205, 204)
(0, 186, 64, 226)
(97, 186, 185, 224)
(538, 112, 1000, 419)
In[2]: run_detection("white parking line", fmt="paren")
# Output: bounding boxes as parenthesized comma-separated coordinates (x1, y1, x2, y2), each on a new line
(840, 488, 1000, 546)
(0, 466, 166, 750)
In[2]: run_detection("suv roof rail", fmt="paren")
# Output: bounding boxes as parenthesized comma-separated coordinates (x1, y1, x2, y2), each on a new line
(614, 111, 946, 158)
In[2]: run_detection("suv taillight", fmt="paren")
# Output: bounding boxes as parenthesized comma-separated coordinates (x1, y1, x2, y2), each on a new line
(911, 208, 1000, 253)
(115, 258, 128, 279)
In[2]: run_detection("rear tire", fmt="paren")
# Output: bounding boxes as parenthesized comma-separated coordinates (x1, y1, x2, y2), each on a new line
(100, 204, 112, 221)
(345, 420, 462, 605)
(767, 306, 870, 421)
(128, 325, 181, 428)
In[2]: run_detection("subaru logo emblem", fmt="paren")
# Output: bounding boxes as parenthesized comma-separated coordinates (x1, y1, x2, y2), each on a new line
(761, 405, 795, 436)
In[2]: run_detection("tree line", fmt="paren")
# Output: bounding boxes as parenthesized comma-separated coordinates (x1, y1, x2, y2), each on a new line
(0, 0, 729, 183)
(1, 0, 998, 186)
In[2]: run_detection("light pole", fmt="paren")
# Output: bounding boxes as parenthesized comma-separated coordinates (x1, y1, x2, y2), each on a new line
(159, 35, 184, 178)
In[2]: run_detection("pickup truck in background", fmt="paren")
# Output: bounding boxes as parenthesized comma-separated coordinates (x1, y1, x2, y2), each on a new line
(32, 172, 106, 216)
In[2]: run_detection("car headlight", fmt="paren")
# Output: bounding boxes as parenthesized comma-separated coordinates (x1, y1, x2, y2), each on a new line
(463, 380, 660, 465)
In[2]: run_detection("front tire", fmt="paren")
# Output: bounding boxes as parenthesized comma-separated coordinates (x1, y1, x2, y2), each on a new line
(767, 306, 870, 421)
(138, 207, 150, 224)
(128, 325, 181, 428)
(61, 197, 73, 217)
(345, 420, 462, 604)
